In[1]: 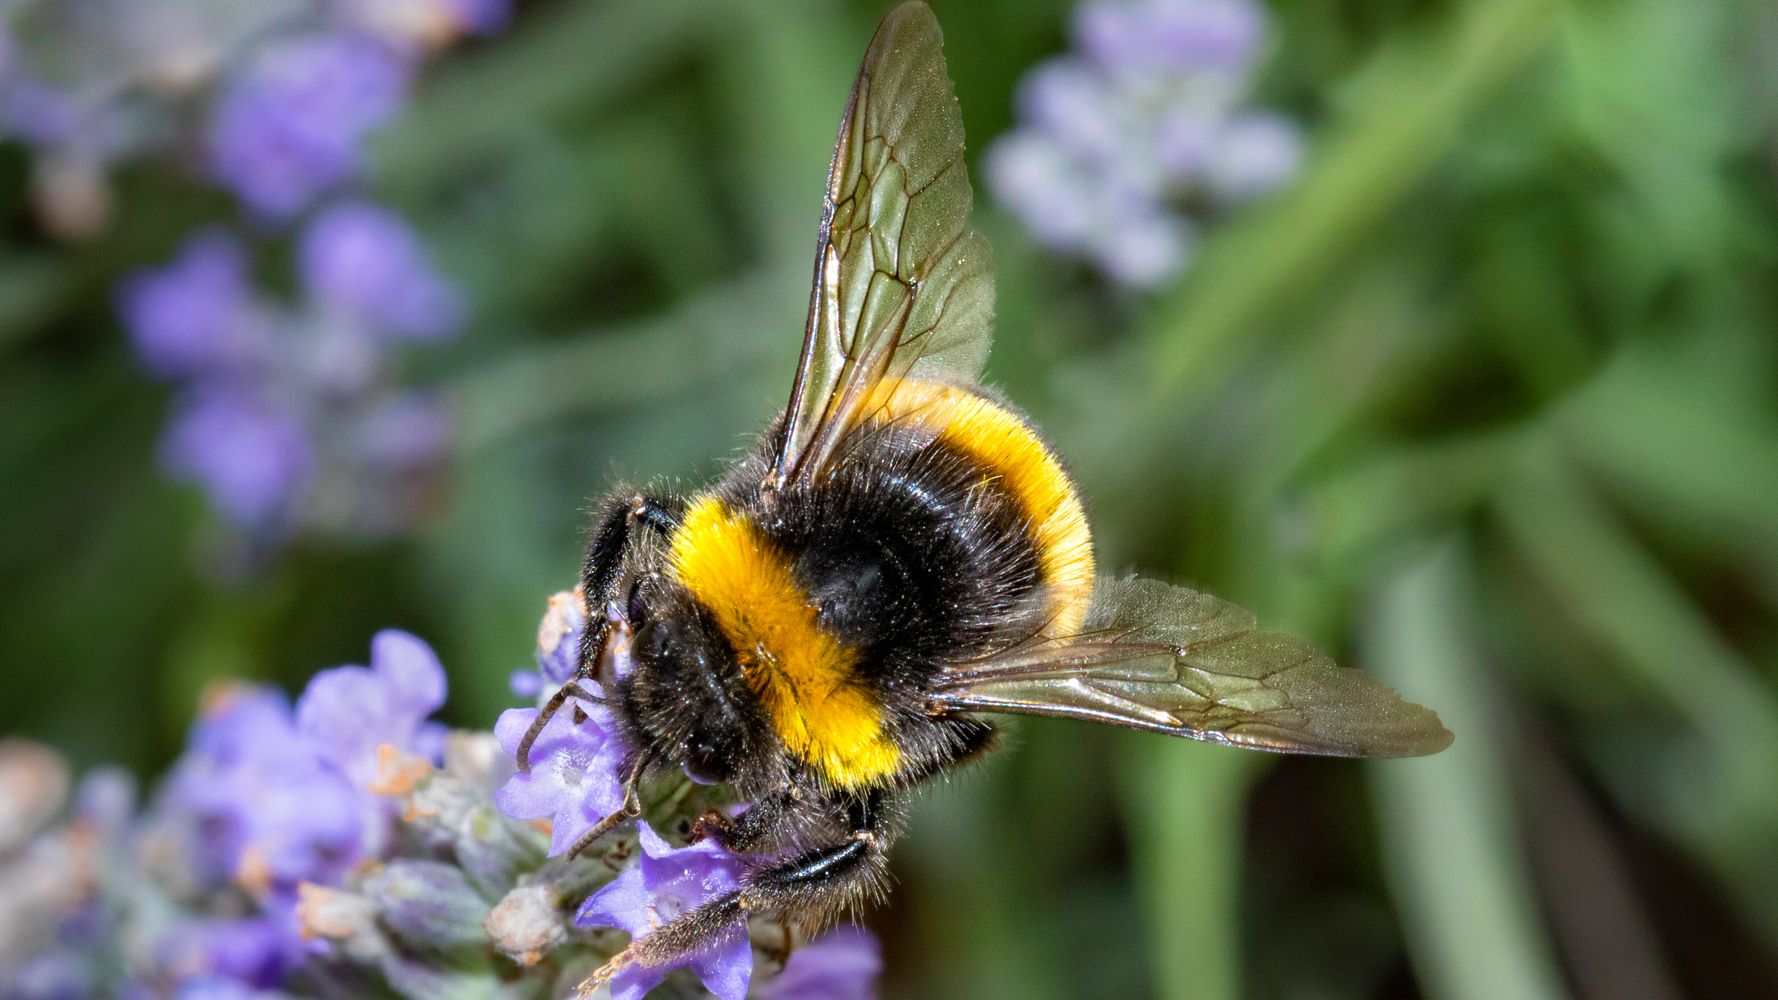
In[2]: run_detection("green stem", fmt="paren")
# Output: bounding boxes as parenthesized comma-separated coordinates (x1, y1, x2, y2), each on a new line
(1119, 741, 1257, 1000)
(1143, 0, 1559, 410)
(1365, 541, 1569, 1000)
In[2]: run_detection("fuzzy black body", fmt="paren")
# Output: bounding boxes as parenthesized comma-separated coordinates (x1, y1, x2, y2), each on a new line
(568, 385, 1090, 954)
(598, 399, 1063, 804)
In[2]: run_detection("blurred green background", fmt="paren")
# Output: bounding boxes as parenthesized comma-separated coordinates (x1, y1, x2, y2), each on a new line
(4, 0, 1778, 996)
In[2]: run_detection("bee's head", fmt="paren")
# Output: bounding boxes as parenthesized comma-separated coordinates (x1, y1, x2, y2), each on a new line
(608, 570, 758, 787)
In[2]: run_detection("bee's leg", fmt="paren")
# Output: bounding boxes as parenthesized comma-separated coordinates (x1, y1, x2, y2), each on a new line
(518, 490, 679, 771)
(573, 490, 681, 671)
(689, 784, 810, 853)
(582, 791, 894, 992)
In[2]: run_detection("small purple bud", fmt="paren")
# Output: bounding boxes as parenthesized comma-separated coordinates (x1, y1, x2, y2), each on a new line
(159, 389, 313, 534)
(208, 33, 412, 218)
(117, 232, 264, 380)
(1204, 112, 1303, 201)
(362, 860, 489, 951)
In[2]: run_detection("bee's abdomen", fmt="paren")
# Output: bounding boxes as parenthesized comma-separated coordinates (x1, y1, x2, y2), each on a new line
(858, 378, 1096, 638)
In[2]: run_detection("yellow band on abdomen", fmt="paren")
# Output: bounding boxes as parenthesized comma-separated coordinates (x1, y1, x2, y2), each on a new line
(862, 378, 1096, 637)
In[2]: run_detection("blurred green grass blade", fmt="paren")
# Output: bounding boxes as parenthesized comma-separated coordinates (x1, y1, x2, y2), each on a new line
(448, 266, 798, 453)
(1560, 0, 1741, 269)
(1142, 0, 1557, 409)
(1555, 339, 1778, 564)
(1365, 541, 1570, 1000)
(1496, 441, 1778, 943)
(374, 0, 703, 195)
(1118, 741, 1258, 1000)
(1298, 430, 1518, 571)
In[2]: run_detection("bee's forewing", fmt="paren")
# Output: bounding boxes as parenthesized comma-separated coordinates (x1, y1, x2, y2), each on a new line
(774, 1, 995, 489)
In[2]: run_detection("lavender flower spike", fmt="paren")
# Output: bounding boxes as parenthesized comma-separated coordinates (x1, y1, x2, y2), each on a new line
(574, 821, 753, 1000)
(987, 0, 1303, 288)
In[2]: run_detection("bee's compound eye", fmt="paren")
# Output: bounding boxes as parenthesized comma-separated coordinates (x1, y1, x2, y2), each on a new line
(634, 620, 672, 662)
(682, 742, 730, 785)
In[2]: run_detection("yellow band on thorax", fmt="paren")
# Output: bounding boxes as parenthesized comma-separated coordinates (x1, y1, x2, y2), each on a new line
(670, 497, 901, 788)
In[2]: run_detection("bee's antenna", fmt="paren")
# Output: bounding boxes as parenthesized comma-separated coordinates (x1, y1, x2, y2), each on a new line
(514, 679, 605, 772)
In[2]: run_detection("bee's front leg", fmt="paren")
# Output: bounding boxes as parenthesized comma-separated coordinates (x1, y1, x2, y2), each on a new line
(579, 790, 894, 994)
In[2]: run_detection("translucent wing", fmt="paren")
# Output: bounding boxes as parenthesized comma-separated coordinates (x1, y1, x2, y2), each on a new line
(772, 1, 994, 489)
(932, 578, 1453, 758)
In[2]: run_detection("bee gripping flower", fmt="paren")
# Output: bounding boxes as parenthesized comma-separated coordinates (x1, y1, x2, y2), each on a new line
(2, 593, 888, 998)
(573, 822, 753, 1000)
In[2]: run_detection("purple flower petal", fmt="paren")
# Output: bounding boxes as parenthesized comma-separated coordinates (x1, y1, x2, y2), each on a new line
(118, 232, 265, 380)
(295, 630, 448, 788)
(298, 201, 465, 339)
(208, 33, 413, 218)
(575, 822, 752, 1000)
(1203, 111, 1302, 201)
(159, 389, 313, 534)
(491, 706, 626, 856)
(490, 704, 629, 854)
(761, 927, 883, 1000)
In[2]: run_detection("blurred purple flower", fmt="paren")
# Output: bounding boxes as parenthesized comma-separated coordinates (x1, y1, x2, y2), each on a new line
(761, 927, 883, 1000)
(208, 33, 412, 218)
(0, 78, 85, 146)
(298, 201, 465, 340)
(988, 0, 1300, 289)
(336, 0, 513, 45)
(351, 392, 454, 471)
(1203, 111, 1302, 201)
(6, 950, 97, 1000)
(1076, 0, 1263, 76)
(574, 821, 752, 1000)
(508, 670, 544, 699)
(161, 685, 363, 894)
(492, 703, 625, 858)
(158, 917, 299, 992)
(159, 389, 313, 534)
(1017, 59, 1125, 165)
(444, 0, 513, 34)
(296, 629, 449, 789)
(138, 633, 454, 993)
(983, 133, 1096, 249)
(118, 232, 264, 379)
(1097, 210, 1195, 287)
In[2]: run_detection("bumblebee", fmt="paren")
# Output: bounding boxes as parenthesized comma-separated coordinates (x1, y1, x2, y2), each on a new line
(523, 2, 1452, 984)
